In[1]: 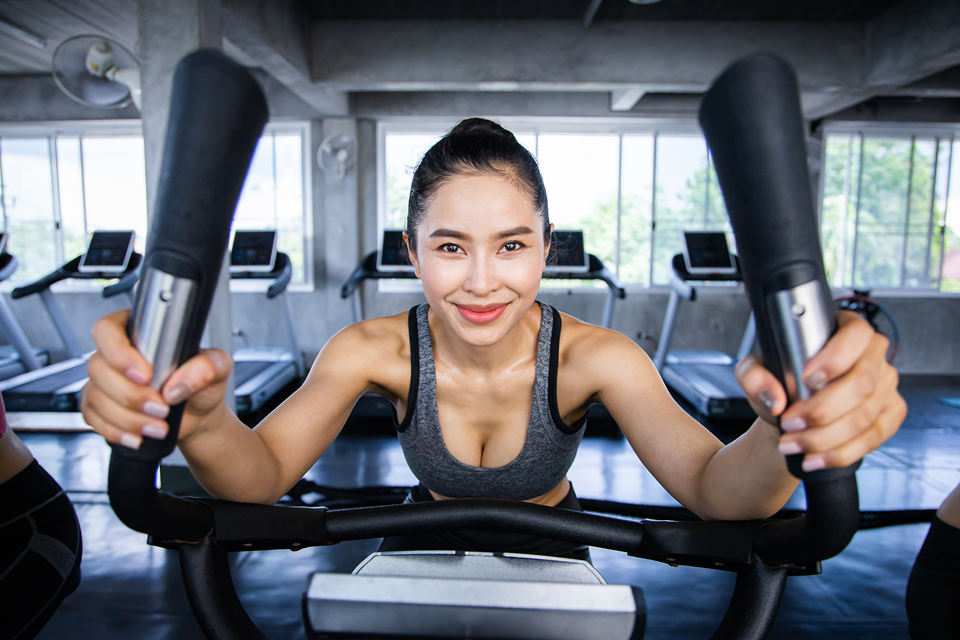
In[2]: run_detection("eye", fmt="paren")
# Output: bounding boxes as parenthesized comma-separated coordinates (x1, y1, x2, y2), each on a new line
(438, 243, 462, 254)
(500, 241, 525, 253)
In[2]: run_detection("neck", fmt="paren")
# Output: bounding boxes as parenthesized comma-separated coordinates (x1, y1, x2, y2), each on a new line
(430, 302, 541, 372)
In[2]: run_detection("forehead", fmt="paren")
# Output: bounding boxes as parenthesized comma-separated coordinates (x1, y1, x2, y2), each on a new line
(422, 173, 539, 233)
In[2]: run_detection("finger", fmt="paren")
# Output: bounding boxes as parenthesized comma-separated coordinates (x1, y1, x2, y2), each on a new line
(90, 309, 153, 386)
(161, 348, 232, 406)
(795, 394, 908, 472)
(801, 311, 876, 391)
(82, 380, 169, 442)
(780, 333, 895, 429)
(779, 365, 896, 455)
(86, 352, 169, 417)
(735, 356, 787, 421)
(81, 388, 147, 450)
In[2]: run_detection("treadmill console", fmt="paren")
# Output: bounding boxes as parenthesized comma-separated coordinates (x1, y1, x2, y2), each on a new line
(682, 231, 737, 275)
(545, 230, 589, 273)
(79, 230, 136, 274)
(376, 230, 414, 272)
(230, 230, 277, 273)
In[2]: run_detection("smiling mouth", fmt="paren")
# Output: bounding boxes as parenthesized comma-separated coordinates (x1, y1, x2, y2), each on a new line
(455, 303, 508, 325)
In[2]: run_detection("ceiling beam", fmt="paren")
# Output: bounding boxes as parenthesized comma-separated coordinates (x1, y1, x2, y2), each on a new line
(311, 20, 863, 98)
(221, 0, 347, 115)
(804, 0, 960, 118)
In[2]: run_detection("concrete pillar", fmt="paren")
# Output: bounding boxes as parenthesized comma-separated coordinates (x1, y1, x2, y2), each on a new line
(320, 118, 361, 337)
(138, 0, 235, 411)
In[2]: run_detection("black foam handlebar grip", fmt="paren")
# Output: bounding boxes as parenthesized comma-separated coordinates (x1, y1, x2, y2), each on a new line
(118, 49, 268, 462)
(700, 54, 845, 481)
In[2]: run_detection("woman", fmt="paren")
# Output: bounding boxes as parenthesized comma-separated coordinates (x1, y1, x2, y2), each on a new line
(0, 397, 83, 639)
(81, 118, 905, 560)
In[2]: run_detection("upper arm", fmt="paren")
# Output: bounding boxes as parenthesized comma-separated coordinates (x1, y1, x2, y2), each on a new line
(573, 327, 724, 515)
(251, 320, 393, 493)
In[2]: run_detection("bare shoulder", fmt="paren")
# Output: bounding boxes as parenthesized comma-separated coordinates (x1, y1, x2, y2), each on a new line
(305, 310, 412, 395)
(557, 312, 660, 392)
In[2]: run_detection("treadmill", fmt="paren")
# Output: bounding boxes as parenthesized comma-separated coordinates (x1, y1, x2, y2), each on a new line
(652, 231, 756, 421)
(229, 230, 303, 416)
(0, 234, 51, 379)
(0, 231, 140, 412)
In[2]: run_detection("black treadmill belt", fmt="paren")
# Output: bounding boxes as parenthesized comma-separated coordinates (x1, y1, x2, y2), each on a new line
(11, 364, 87, 393)
(234, 360, 273, 387)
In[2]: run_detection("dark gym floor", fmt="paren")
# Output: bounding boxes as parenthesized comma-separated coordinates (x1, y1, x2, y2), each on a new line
(17, 374, 960, 640)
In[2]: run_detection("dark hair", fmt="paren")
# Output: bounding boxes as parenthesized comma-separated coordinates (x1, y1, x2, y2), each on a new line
(406, 118, 550, 252)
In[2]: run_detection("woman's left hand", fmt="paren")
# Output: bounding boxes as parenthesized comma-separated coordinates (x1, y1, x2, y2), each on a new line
(735, 310, 907, 472)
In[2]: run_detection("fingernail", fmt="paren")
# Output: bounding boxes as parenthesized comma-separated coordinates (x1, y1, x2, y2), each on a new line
(143, 401, 169, 419)
(805, 370, 828, 391)
(735, 358, 755, 378)
(759, 389, 776, 411)
(781, 417, 807, 432)
(207, 350, 227, 370)
(778, 441, 803, 455)
(165, 383, 192, 405)
(802, 456, 827, 472)
(125, 367, 149, 385)
(141, 424, 168, 440)
(119, 433, 142, 450)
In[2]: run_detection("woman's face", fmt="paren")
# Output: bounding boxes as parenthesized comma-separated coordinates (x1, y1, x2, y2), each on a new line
(406, 172, 550, 347)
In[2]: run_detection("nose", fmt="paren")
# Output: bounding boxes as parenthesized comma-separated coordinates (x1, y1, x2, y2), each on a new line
(462, 251, 499, 296)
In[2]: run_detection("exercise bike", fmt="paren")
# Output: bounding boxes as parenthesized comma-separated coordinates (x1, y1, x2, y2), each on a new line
(106, 50, 863, 640)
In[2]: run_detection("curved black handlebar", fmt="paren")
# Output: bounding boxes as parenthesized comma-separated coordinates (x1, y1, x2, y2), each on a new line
(0, 253, 17, 282)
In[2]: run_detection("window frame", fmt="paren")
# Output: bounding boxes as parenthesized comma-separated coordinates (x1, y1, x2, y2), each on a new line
(0, 119, 314, 293)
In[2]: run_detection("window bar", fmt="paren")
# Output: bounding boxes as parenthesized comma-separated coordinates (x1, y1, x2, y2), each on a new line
(899, 136, 916, 288)
(649, 132, 658, 285)
(703, 143, 711, 229)
(938, 136, 955, 290)
(48, 136, 64, 266)
(0, 137, 6, 232)
(850, 134, 866, 288)
(271, 133, 279, 231)
(78, 137, 89, 246)
(837, 135, 854, 288)
(615, 134, 623, 277)
(923, 138, 941, 288)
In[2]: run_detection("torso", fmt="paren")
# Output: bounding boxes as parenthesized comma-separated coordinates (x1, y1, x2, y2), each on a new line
(361, 302, 597, 506)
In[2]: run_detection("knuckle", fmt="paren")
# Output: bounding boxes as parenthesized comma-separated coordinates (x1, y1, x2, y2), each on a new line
(874, 332, 890, 351)
(851, 370, 875, 398)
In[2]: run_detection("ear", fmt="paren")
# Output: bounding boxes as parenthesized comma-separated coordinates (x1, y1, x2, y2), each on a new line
(402, 231, 421, 279)
(543, 223, 554, 264)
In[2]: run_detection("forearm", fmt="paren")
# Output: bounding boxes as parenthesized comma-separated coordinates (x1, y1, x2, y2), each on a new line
(177, 403, 286, 504)
(694, 418, 798, 520)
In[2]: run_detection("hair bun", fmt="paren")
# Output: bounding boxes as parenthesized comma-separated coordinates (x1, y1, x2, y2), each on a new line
(449, 118, 510, 139)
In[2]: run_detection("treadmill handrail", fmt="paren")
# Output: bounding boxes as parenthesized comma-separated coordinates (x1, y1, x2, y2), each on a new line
(0, 253, 17, 282)
(11, 253, 143, 299)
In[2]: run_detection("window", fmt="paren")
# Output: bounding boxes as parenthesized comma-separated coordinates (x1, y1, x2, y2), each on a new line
(379, 122, 728, 287)
(821, 128, 959, 292)
(0, 122, 312, 287)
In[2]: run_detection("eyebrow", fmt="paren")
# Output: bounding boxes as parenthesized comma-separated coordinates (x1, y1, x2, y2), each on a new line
(428, 226, 536, 241)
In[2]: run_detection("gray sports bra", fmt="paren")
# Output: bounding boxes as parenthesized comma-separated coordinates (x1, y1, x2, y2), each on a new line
(394, 302, 588, 500)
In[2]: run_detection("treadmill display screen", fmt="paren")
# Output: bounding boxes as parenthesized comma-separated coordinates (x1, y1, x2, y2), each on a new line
(231, 231, 277, 270)
(79, 231, 135, 271)
(377, 230, 414, 271)
(682, 232, 735, 273)
(545, 230, 589, 273)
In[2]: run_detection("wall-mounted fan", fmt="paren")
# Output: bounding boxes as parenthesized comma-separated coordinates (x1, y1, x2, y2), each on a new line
(52, 35, 141, 110)
(317, 133, 357, 179)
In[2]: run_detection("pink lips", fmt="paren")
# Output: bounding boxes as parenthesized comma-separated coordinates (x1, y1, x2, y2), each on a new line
(456, 303, 507, 325)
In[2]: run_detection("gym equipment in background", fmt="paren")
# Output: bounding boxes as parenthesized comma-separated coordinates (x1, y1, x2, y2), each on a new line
(0, 231, 140, 412)
(0, 238, 51, 379)
(228, 230, 303, 416)
(52, 34, 141, 109)
(652, 231, 757, 421)
(105, 50, 863, 640)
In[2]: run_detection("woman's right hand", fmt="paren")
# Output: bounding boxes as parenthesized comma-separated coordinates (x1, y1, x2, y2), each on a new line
(81, 309, 233, 450)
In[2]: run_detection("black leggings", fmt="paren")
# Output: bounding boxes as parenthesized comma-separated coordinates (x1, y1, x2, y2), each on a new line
(0, 460, 82, 640)
(906, 514, 960, 639)
(378, 484, 591, 562)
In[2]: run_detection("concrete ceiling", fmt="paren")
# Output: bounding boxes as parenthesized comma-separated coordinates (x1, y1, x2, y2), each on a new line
(0, 0, 957, 121)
